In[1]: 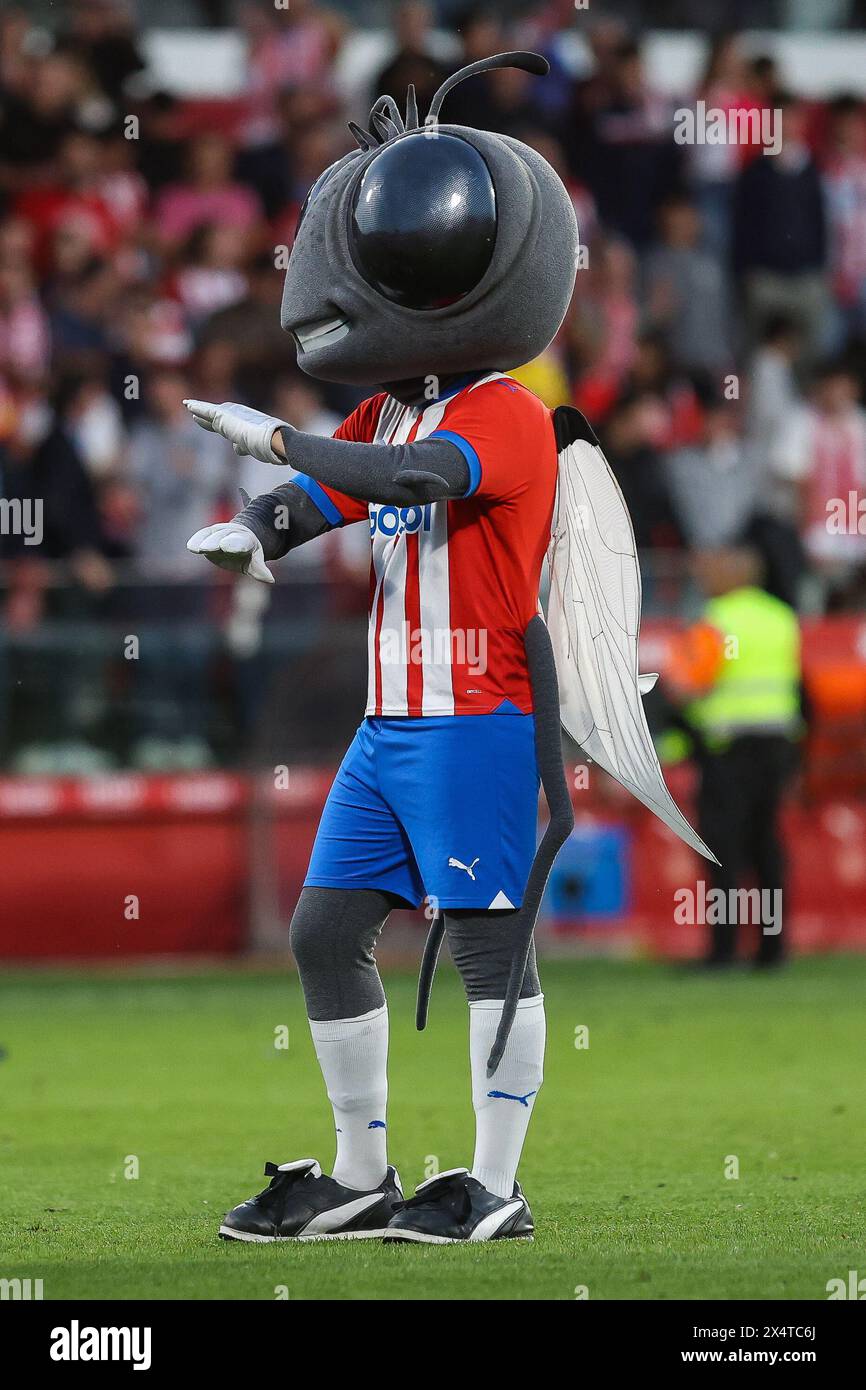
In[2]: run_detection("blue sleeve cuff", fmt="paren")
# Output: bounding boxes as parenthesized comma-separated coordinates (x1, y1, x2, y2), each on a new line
(290, 472, 344, 527)
(428, 430, 482, 498)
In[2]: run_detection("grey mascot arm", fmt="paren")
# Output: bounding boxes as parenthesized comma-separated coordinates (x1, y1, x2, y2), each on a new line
(233, 479, 339, 562)
(233, 432, 470, 561)
(277, 426, 470, 505)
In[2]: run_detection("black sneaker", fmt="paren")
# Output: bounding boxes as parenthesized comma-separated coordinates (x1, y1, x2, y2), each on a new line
(219, 1159, 403, 1243)
(383, 1168, 534, 1244)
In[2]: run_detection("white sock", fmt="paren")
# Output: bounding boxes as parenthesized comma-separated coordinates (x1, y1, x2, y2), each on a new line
(308, 1004, 389, 1191)
(469, 995, 545, 1199)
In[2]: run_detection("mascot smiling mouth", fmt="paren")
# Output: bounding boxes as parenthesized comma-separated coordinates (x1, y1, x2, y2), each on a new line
(293, 316, 352, 353)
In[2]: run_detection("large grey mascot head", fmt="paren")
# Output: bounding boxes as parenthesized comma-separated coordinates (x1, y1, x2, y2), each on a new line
(281, 52, 579, 389)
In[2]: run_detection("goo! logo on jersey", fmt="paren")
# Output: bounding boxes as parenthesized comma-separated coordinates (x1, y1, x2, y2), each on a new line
(369, 503, 433, 538)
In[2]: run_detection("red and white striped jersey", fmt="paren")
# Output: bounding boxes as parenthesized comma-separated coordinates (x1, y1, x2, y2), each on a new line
(318, 373, 558, 717)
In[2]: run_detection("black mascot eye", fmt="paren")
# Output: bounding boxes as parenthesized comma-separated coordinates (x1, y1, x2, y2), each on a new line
(349, 133, 497, 310)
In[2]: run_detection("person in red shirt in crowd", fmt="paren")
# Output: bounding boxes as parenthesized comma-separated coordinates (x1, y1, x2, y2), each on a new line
(14, 129, 121, 276)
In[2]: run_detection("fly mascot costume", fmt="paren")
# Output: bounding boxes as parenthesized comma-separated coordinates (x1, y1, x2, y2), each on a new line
(186, 54, 715, 1244)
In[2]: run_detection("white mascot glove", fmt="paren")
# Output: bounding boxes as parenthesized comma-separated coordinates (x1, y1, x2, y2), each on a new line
(186, 522, 274, 585)
(183, 399, 287, 464)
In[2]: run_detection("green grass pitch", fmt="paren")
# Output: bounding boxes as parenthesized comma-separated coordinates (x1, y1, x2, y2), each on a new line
(1, 955, 864, 1301)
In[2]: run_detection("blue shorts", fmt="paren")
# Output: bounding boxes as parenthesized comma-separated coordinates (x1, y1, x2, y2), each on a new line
(305, 705, 539, 910)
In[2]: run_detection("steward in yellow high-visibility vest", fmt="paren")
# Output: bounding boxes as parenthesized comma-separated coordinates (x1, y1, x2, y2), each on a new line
(668, 549, 803, 968)
(685, 587, 802, 751)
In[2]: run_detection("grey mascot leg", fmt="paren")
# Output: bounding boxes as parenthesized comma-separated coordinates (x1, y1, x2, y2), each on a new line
(444, 910, 541, 1001)
(289, 885, 402, 1020)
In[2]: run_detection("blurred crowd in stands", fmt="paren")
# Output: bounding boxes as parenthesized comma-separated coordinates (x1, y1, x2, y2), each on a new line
(1, 0, 866, 677)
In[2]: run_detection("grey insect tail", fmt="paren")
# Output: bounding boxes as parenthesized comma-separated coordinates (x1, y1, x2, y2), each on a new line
(486, 615, 573, 1077)
(416, 910, 445, 1031)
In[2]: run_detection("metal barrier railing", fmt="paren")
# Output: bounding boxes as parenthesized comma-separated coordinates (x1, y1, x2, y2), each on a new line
(0, 550, 700, 772)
